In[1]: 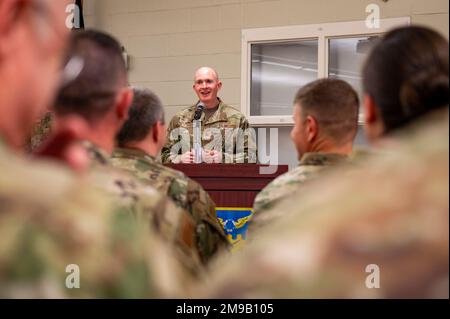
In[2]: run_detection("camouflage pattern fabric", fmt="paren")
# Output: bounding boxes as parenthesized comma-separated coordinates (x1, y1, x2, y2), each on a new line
(0, 140, 191, 298)
(81, 141, 203, 276)
(111, 147, 229, 264)
(193, 109, 449, 298)
(26, 111, 53, 153)
(161, 99, 256, 164)
(252, 153, 349, 230)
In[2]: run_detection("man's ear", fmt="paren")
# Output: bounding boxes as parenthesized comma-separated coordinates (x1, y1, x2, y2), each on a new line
(151, 123, 159, 143)
(115, 87, 133, 121)
(0, 0, 25, 57)
(363, 94, 377, 125)
(306, 115, 318, 143)
(216, 80, 222, 91)
(363, 94, 386, 143)
(152, 121, 166, 146)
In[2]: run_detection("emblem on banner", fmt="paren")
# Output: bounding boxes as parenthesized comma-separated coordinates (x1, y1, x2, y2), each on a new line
(216, 207, 253, 251)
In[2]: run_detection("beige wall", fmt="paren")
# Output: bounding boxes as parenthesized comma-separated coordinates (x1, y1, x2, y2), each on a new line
(83, 0, 449, 168)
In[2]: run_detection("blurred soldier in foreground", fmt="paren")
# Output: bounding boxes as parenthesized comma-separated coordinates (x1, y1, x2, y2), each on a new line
(112, 88, 229, 264)
(194, 26, 449, 298)
(0, 0, 188, 298)
(251, 79, 359, 230)
(51, 29, 203, 275)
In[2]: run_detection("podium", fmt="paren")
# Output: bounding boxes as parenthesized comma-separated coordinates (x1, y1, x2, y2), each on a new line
(165, 163, 288, 249)
(165, 164, 288, 208)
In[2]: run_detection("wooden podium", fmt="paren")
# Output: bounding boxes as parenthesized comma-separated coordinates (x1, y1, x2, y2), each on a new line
(165, 164, 288, 208)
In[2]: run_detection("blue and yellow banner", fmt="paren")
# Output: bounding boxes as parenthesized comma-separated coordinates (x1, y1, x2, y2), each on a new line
(216, 207, 253, 251)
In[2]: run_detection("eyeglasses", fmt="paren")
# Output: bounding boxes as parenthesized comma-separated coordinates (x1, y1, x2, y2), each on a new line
(60, 55, 85, 88)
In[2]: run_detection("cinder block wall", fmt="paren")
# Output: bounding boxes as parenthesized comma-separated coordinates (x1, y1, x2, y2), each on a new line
(83, 0, 449, 168)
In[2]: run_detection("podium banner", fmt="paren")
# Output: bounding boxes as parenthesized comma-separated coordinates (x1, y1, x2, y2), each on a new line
(216, 207, 253, 251)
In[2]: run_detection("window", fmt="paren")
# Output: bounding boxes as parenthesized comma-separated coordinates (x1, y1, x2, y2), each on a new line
(241, 17, 410, 126)
(251, 40, 318, 117)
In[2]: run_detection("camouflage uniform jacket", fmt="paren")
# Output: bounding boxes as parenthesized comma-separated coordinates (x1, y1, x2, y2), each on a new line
(250, 153, 349, 232)
(194, 109, 449, 298)
(81, 141, 203, 276)
(111, 147, 229, 264)
(0, 140, 190, 298)
(161, 98, 257, 164)
(253, 152, 349, 216)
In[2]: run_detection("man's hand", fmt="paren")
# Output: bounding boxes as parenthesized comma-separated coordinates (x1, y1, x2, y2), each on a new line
(202, 150, 222, 163)
(180, 151, 194, 163)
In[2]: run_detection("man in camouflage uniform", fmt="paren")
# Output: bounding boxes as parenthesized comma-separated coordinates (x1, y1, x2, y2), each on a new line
(161, 67, 257, 164)
(82, 140, 203, 277)
(0, 0, 190, 298)
(251, 79, 359, 230)
(111, 88, 229, 264)
(51, 30, 203, 275)
(0, 150, 193, 298)
(193, 26, 449, 299)
(196, 110, 449, 298)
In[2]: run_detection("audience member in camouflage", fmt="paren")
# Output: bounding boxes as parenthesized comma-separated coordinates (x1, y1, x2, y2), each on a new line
(194, 25, 449, 299)
(112, 88, 229, 264)
(251, 79, 359, 230)
(51, 30, 203, 275)
(161, 67, 256, 164)
(84, 140, 204, 275)
(196, 111, 449, 298)
(0, 0, 190, 298)
(0, 143, 192, 298)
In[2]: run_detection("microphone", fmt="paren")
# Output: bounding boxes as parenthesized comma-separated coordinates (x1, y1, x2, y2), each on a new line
(193, 102, 204, 163)
(194, 101, 205, 120)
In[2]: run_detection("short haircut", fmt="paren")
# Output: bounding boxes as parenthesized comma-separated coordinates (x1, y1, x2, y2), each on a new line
(294, 78, 359, 144)
(194, 67, 220, 82)
(116, 88, 165, 147)
(363, 26, 449, 133)
(54, 29, 127, 123)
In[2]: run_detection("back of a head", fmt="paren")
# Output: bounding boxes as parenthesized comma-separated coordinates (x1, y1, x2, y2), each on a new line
(294, 78, 360, 145)
(116, 88, 165, 147)
(363, 25, 449, 133)
(54, 29, 127, 123)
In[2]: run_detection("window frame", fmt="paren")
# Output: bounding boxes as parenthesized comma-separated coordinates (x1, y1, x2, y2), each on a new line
(241, 17, 410, 126)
